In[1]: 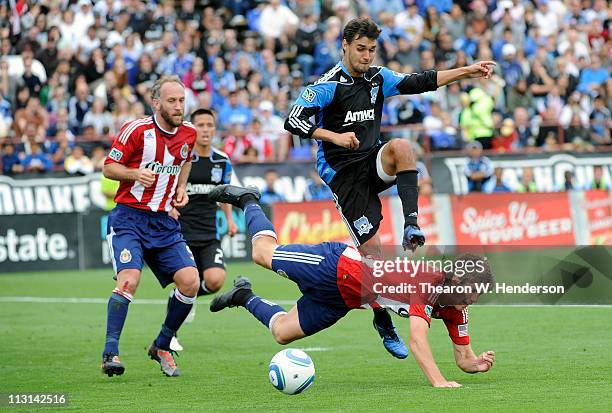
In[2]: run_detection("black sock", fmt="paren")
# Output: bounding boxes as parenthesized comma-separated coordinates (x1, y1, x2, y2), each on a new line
(396, 170, 419, 227)
(233, 288, 255, 306)
(238, 194, 258, 209)
(197, 280, 212, 297)
(373, 308, 394, 329)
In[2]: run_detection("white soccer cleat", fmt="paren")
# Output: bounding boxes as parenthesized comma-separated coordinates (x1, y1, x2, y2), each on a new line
(170, 336, 184, 352)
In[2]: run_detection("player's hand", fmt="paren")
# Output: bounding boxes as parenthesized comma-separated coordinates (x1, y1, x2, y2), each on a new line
(332, 132, 360, 150)
(137, 168, 155, 187)
(169, 207, 180, 220)
(433, 381, 462, 388)
(227, 219, 238, 237)
(174, 186, 189, 208)
(465, 61, 496, 79)
(475, 351, 495, 372)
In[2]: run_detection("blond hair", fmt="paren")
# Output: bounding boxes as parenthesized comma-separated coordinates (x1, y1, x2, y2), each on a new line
(150, 75, 185, 100)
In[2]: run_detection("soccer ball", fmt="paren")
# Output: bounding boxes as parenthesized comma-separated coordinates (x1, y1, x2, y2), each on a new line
(268, 349, 315, 395)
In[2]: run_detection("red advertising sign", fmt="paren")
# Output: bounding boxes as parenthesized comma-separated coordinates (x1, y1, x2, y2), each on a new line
(583, 190, 612, 245)
(451, 193, 575, 246)
(272, 199, 395, 246)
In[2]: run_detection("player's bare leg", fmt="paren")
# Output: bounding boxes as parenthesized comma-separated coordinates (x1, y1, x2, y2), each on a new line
(270, 306, 307, 344)
(379, 139, 425, 251)
(149, 266, 198, 377)
(202, 268, 226, 293)
(252, 236, 279, 270)
(102, 269, 142, 376)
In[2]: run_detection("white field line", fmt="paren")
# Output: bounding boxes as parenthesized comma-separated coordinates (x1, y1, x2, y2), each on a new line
(0, 297, 611, 307)
(0, 296, 298, 305)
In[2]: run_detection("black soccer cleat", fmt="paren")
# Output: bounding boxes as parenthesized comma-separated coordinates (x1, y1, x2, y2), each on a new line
(207, 185, 260, 208)
(101, 353, 125, 377)
(209, 276, 252, 312)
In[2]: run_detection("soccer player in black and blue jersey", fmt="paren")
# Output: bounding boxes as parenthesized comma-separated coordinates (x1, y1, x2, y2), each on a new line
(284, 17, 495, 359)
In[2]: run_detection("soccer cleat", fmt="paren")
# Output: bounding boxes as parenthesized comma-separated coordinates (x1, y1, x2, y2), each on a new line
(101, 353, 125, 377)
(209, 276, 252, 312)
(148, 343, 181, 377)
(170, 336, 184, 352)
(402, 225, 425, 252)
(373, 318, 409, 359)
(207, 185, 260, 208)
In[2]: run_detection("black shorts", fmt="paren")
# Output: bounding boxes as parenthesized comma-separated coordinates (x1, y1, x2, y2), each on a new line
(328, 143, 395, 246)
(187, 240, 225, 277)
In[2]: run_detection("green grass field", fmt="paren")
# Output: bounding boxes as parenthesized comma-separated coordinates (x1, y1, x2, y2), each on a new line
(1, 264, 611, 412)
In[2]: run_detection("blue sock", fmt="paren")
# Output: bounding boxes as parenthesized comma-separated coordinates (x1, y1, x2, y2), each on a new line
(244, 203, 277, 240)
(245, 295, 287, 330)
(103, 291, 131, 356)
(155, 289, 195, 350)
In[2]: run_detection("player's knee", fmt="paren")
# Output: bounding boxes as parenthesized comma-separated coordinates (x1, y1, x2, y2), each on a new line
(271, 317, 294, 345)
(389, 138, 414, 162)
(177, 272, 200, 296)
(272, 329, 294, 345)
(116, 270, 140, 294)
(203, 271, 225, 292)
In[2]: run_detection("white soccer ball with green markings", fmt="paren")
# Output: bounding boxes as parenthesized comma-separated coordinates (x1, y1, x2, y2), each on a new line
(268, 349, 315, 395)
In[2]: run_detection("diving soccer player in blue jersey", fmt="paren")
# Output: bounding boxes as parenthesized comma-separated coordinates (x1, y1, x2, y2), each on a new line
(284, 17, 495, 358)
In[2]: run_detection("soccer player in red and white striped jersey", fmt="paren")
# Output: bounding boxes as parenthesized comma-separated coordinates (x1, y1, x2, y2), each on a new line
(100, 76, 200, 378)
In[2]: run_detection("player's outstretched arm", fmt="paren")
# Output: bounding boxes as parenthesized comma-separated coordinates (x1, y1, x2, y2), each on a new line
(409, 316, 462, 388)
(453, 344, 495, 373)
(436, 61, 496, 87)
(103, 163, 155, 188)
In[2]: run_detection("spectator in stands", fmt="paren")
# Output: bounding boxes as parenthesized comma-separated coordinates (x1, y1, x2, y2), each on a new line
(22, 142, 53, 173)
(90, 145, 106, 171)
(21, 53, 43, 98)
(506, 78, 533, 115)
(219, 90, 252, 128)
(1, 143, 23, 175)
(515, 167, 537, 193)
(258, 0, 298, 40)
(560, 92, 590, 143)
(423, 102, 458, 150)
(561, 170, 575, 191)
(589, 165, 609, 190)
(484, 167, 512, 193)
(305, 168, 334, 201)
(314, 22, 342, 76)
(464, 141, 493, 193)
(68, 81, 93, 135)
(83, 97, 114, 137)
(64, 145, 94, 175)
(590, 95, 611, 146)
(577, 55, 609, 98)
(51, 129, 73, 167)
(260, 169, 286, 205)
(295, 11, 321, 80)
(493, 118, 518, 152)
(13, 96, 48, 139)
(459, 87, 495, 149)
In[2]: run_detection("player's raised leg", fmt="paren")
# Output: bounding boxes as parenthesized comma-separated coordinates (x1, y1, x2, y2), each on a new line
(210, 276, 304, 344)
(378, 139, 425, 251)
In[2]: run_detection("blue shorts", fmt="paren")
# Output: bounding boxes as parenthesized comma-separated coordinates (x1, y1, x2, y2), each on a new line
(271, 242, 350, 336)
(106, 204, 197, 288)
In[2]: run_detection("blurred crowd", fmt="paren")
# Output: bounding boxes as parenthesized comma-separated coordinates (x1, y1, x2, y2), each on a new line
(0, 0, 610, 177)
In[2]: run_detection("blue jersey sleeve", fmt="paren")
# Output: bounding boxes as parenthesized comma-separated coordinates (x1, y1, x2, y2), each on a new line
(284, 82, 337, 139)
(222, 160, 233, 184)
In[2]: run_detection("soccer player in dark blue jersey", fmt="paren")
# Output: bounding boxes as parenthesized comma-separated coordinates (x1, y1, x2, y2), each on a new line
(284, 17, 495, 359)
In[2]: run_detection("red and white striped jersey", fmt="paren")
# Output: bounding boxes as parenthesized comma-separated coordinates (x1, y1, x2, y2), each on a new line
(104, 115, 197, 212)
